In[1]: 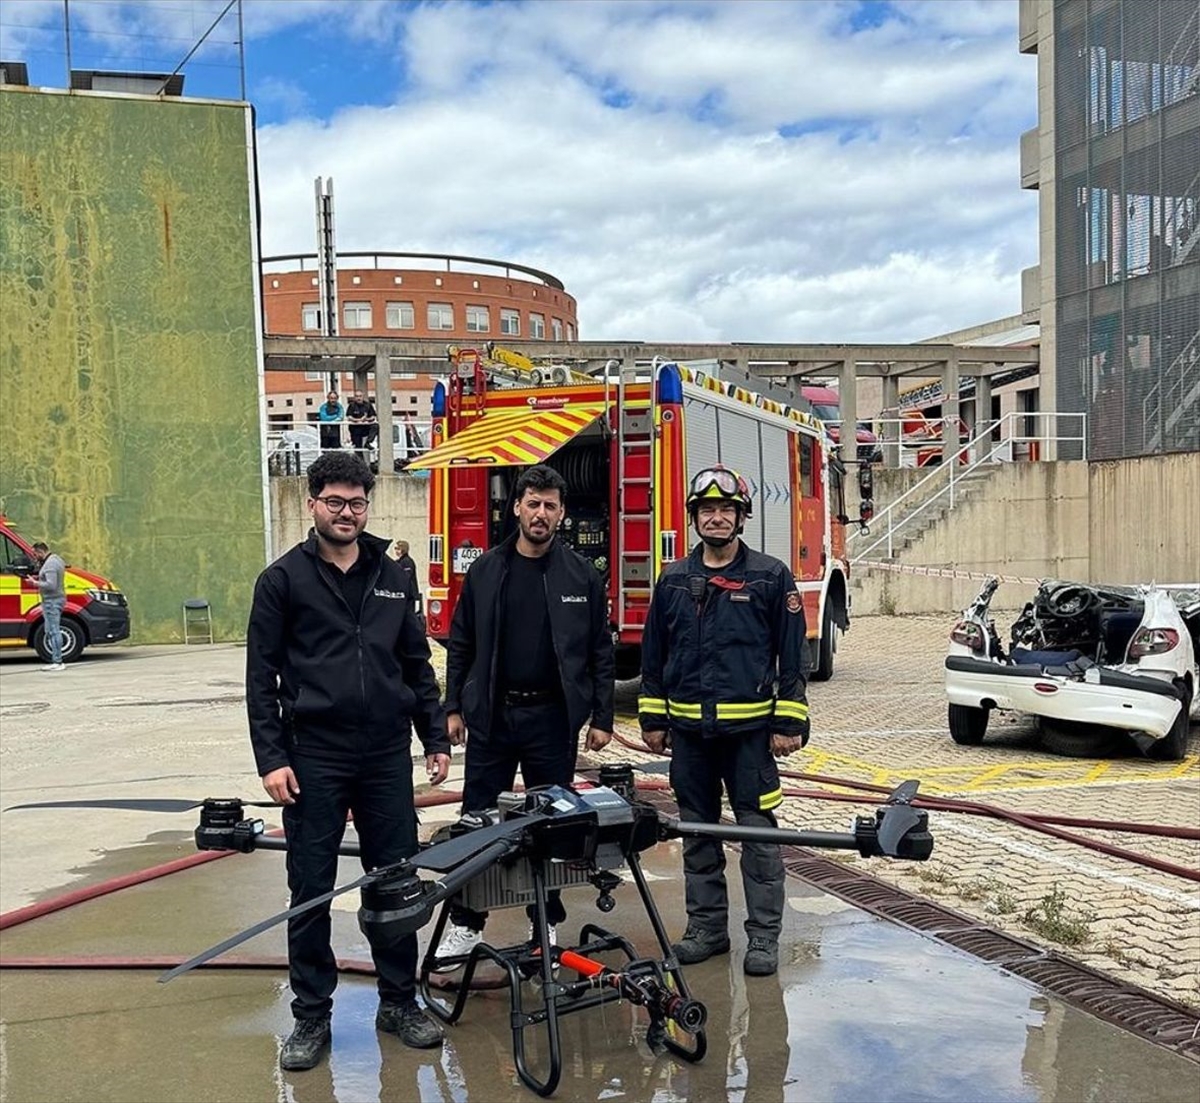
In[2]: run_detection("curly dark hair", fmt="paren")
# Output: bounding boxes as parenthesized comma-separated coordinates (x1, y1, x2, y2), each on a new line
(514, 463, 568, 503)
(307, 451, 376, 498)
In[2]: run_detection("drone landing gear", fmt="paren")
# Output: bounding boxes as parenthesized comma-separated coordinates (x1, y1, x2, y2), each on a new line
(418, 851, 706, 1098)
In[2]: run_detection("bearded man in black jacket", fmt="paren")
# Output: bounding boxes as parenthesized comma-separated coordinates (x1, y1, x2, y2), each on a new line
(246, 451, 450, 1071)
(434, 463, 615, 966)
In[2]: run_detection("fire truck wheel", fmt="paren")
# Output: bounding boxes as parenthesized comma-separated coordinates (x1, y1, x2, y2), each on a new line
(810, 603, 835, 682)
(31, 616, 86, 663)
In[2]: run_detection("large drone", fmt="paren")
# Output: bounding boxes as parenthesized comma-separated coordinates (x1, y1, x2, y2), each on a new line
(13, 764, 933, 1097)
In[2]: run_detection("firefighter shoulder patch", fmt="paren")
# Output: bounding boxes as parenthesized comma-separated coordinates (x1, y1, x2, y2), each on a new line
(786, 592, 802, 614)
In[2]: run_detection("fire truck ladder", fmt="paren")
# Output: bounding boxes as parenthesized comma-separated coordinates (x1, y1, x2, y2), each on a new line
(615, 360, 656, 632)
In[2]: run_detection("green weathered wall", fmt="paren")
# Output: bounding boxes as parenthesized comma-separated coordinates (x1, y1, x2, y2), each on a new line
(0, 89, 265, 643)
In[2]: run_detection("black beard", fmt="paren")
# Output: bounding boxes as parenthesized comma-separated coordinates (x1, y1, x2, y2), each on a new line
(521, 524, 553, 545)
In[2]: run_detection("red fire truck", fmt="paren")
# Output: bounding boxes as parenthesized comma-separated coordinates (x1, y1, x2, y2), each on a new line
(410, 349, 867, 682)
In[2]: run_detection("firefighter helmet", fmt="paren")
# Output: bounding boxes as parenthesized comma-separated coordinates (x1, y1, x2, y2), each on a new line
(685, 464, 753, 518)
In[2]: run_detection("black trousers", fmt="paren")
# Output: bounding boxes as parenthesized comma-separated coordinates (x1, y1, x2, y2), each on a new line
(452, 698, 574, 930)
(668, 728, 785, 941)
(283, 749, 419, 1019)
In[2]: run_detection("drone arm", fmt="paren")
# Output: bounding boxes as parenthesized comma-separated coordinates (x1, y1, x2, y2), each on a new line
(427, 834, 523, 901)
(663, 817, 860, 852)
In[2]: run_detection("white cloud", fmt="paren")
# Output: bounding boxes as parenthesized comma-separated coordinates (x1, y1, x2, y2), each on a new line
(4, 0, 1039, 342)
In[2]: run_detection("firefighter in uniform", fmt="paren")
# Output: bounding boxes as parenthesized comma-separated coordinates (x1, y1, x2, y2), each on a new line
(639, 464, 810, 977)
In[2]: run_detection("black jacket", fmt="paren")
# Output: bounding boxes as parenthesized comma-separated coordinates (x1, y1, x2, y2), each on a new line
(444, 533, 615, 741)
(638, 541, 810, 740)
(246, 530, 448, 776)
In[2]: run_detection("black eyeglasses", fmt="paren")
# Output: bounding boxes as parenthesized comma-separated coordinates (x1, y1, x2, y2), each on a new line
(315, 495, 369, 515)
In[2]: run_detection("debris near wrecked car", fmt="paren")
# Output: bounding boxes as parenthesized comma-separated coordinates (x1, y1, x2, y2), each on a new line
(944, 576, 1199, 761)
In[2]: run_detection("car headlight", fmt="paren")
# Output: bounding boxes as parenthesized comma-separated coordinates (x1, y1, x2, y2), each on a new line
(88, 588, 125, 605)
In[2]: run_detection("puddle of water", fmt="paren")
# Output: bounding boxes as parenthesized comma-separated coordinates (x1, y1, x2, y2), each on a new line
(1, 839, 1194, 1102)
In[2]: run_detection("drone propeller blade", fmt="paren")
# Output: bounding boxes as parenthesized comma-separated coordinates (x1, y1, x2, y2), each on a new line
(876, 805, 924, 855)
(5, 797, 278, 814)
(888, 779, 920, 805)
(412, 816, 531, 873)
(159, 869, 377, 983)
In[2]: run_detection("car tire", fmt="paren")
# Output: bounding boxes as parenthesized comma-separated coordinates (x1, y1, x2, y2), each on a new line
(948, 703, 988, 745)
(1146, 681, 1192, 762)
(31, 616, 86, 663)
(810, 603, 835, 682)
(1039, 718, 1124, 758)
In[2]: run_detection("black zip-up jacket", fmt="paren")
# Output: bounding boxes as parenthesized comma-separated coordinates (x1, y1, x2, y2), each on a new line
(638, 541, 810, 740)
(246, 530, 448, 776)
(444, 533, 615, 742)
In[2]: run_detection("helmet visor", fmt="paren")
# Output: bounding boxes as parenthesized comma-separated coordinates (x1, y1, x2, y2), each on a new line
(689, 468, 741, 499)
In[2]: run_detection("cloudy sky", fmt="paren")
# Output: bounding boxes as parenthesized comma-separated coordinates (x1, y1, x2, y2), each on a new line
(2, 0, 1039, 342)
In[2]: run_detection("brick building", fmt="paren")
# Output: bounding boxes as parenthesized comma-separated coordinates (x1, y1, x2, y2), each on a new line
(260, 251, 579, 431)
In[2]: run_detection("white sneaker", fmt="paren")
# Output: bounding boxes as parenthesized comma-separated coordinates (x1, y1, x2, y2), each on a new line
(527, 922, 557, 948)
(432, 923, 481, 973)
(41, 663, 65, 672)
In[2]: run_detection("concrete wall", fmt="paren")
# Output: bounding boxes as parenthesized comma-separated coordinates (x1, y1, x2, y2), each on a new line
(0, 89, 264, 643)
(1088, 454, 1200, 584)
(851, 451, 1199, 616)
(266, 455, 1197, 629)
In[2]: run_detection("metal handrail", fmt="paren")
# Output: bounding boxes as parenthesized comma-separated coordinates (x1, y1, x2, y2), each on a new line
(849, 411, 1087, 563)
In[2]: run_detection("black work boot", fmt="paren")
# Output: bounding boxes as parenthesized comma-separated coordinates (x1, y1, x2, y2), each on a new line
(744, 936, 779, 977)
(376, 999, 444, 1049)
(672, 925, 731, 965)
(280, 1015, 331, 1071)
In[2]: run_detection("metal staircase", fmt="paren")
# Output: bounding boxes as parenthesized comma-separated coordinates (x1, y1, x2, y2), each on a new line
(848, 412, 1088, 566)
(1144, 331, 1200, 454)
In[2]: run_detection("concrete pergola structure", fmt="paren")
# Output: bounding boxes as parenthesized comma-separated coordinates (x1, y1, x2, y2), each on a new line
(263, 336, 1040, 473)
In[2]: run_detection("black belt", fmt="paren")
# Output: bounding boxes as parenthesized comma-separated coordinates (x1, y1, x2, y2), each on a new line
(501, 689, 561, 706)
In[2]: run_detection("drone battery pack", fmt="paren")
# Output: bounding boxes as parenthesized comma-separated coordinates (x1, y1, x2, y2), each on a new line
(455, 856, 597, 912)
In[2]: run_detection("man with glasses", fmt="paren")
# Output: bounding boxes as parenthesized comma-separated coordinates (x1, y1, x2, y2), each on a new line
(245, 451, 450, 1071)
(638, 464, 810, 978)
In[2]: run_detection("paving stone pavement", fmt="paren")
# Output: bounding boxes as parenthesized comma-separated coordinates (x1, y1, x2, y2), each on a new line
(588, 614, 1200, 1009)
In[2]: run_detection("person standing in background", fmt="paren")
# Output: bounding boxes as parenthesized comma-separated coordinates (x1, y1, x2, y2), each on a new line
(31, 541, 67, 671)
(317, 391, 343, 451)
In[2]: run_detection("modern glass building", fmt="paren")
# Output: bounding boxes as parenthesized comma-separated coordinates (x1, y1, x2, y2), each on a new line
(1023, 0, 1199, 460)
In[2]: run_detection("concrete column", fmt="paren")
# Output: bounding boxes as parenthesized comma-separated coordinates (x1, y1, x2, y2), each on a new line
(880, 375, 900, 468)
(974, 374, 993, 461)
(941, 351, 960, 464)
(375, 346, 395, 475)
(836, 359, 857, 459)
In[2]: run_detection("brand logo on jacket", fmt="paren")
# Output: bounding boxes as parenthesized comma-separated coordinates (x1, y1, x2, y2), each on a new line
(561, 594, 588, 603)
(374, 588, 408, 600)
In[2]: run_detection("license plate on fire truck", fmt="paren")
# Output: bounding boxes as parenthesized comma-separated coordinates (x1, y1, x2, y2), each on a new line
(452, 545, 483, 574)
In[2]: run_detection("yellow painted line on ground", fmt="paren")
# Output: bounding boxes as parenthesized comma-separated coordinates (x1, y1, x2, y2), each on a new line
(612, 714, 1200, 794)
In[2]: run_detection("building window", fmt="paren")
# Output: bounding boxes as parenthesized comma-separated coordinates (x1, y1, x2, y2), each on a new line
(386, 301, 415, 329)
(551, 318, 563, 341)
(395, 371, 417, 380)
(301, 303, 321, 331)
(466, 305, 490, 332)
(427, 302, 454, 330)
(529, 313, 546, 339)
(567, 322, 575, 341)
(500, 309, 520, 336)
(343, 301, 372, 329)
(304, 370, 324, 381)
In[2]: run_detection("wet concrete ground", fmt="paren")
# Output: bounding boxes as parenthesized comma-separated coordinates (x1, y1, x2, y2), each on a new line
(1, 642, 1197, 1101)
(1, 835, 1194, 1103)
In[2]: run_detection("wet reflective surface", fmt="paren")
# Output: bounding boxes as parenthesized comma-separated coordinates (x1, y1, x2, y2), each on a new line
(1, 839, 1194, 1102)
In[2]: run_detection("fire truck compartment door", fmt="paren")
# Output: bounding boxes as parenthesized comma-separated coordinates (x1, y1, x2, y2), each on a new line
(406, 404, 606, 469)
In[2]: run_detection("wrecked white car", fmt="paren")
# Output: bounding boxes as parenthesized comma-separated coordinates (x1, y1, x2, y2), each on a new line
(944, 577, 1198, 761)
